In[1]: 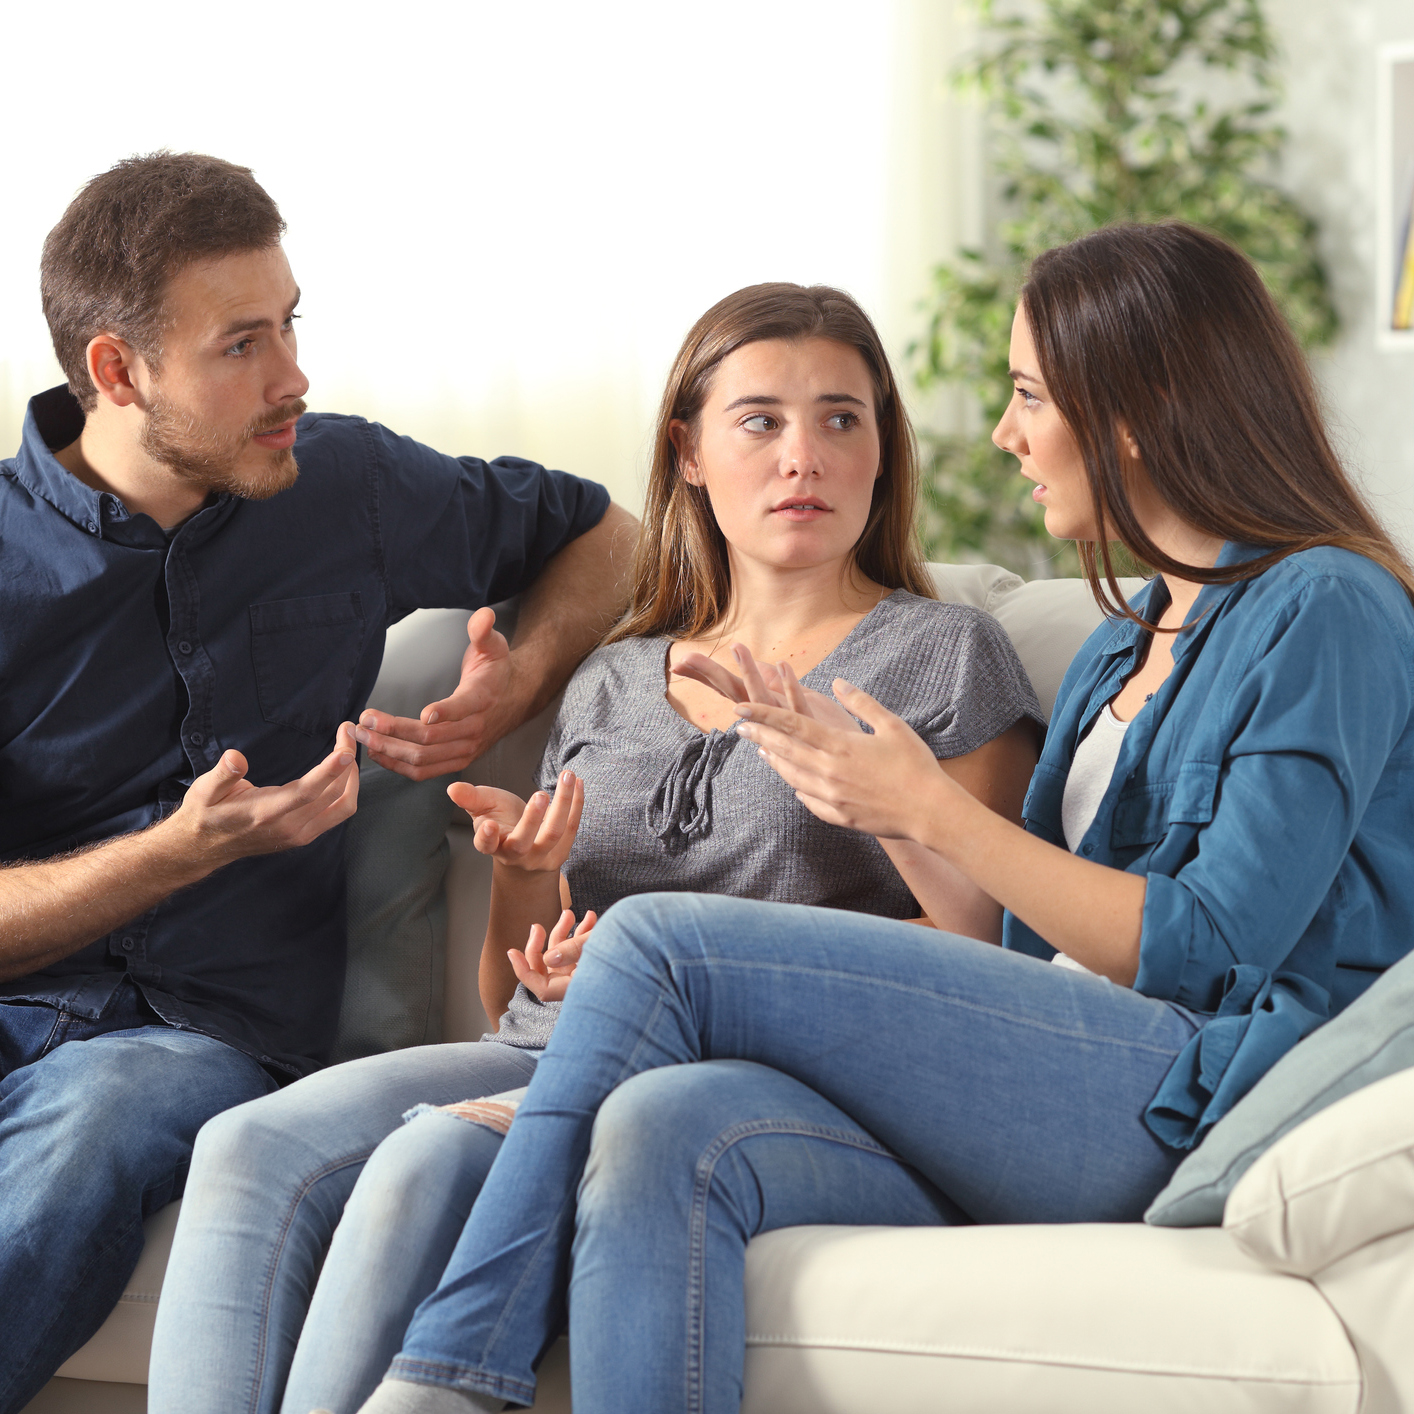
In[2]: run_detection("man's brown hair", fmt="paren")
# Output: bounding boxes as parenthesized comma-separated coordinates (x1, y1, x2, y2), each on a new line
(606, 282, 935, 645)
(41, 152, 285, 411)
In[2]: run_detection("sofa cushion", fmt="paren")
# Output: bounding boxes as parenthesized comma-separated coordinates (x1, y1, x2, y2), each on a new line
(53, 1204, 180, 1385)
(1223, 1064, 1414, 1277)
(1146, 946, 1414, 1228)
(927, 564, 1144, 720)
(741, 1222, 1359, 1414)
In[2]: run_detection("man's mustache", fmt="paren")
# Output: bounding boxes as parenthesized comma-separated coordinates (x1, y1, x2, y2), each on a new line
(250, 400, 308, 436)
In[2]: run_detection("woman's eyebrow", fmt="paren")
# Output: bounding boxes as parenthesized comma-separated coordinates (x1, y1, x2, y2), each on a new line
(721, 392, 867, 412)
(1009, 367, 1042, 385)
(721, 394, 782, 411)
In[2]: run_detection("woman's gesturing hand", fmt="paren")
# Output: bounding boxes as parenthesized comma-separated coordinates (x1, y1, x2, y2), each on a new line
(674, 644, 863, 734)
(735, 679, 959, 842)
(509, 908, 598, 1002)
(448, 771, 584, 873)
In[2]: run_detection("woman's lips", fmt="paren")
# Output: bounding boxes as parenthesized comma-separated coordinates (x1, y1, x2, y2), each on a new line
(774, 504, 831, 520)
(1032, 483, 1047, 501)
(253, 422, 298, 451)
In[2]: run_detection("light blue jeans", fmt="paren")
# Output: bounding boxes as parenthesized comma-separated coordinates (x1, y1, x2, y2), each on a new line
(390, 893, 1204, 1414)
(0, 984, 273, 1414)
(147, 1041, 540, 1414)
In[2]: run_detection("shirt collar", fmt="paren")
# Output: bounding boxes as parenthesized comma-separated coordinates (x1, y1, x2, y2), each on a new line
(1089, 541, 1266, 662)
(12, 386, 108, 535)
(11, 384, 238, 546)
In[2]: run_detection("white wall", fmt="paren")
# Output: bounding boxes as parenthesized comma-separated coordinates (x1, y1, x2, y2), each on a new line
(0, 0, 975, 516)
(8, 1, 1403, 552)
(1268, 0, 1414, 552)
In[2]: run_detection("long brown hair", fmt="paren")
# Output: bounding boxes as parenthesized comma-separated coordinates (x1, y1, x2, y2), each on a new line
(607, 282, 935, 643)
(1021, 222, 1414, 619)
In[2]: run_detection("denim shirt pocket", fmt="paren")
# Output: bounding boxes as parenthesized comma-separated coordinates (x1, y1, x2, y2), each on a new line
(250, 592, 365, 737)
(1109, 762, 1220, 866)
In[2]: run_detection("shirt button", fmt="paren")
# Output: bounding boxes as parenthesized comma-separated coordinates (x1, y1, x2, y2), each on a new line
(85, 519, 98, 533)
(1082, 843, 1094, 856)
(120, 937, 136, 952)
(188, 732, 205, 747)
(178, 640, 192, 655)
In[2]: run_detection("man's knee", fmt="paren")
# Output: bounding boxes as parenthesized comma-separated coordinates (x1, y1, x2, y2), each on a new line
(13, 1029, 263, 1150)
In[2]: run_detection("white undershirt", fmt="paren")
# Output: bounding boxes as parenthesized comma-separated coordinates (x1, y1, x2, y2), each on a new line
(1052, 704, 1132, 974)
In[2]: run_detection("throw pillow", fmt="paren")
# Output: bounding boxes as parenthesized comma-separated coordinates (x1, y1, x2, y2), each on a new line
(1145, 946, 1414, 1228)
(1223, 1065, 1414, 1276)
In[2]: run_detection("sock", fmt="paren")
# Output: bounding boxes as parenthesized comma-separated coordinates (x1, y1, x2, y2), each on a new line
(349, 1377, 505, 1414)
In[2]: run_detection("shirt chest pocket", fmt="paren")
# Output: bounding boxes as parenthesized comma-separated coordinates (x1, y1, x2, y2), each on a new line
(1109, 763, 1221, 854)
(250, 593, 365, 738)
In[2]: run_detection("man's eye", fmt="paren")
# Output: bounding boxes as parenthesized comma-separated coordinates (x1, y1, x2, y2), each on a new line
(284, 313, 301, 331)
(742, 414, 777, 432)
(825, 412, 859, 430)
(226, 338, 254, 357)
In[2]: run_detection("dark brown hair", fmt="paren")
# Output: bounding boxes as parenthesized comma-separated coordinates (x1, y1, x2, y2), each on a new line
(608, 282, 934, 643)
(1021, 221, 1414, 618)
(41, 152, 285, 411)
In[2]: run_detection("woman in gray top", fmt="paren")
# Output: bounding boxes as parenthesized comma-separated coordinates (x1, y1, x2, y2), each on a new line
(150, 283, 1040, 1414)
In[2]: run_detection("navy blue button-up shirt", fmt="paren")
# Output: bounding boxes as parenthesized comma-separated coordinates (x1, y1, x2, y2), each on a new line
(1004, 541, 1414, 1148)
(1, 386, 609, 1078)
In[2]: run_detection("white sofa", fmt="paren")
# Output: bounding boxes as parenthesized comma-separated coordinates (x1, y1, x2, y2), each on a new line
(25, 565, 1414, 1414)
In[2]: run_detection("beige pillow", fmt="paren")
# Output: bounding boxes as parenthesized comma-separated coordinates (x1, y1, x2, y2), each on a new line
(1223, 1064, 1414, 1277)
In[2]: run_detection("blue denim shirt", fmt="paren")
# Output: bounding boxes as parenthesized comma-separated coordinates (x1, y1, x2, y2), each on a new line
(1003, 542, 1414, 1148)
(0, 386, 609, 1078)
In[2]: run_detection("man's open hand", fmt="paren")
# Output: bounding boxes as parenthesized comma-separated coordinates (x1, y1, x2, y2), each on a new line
(169, 721, 361, 866)
(357, 607, 520, 781)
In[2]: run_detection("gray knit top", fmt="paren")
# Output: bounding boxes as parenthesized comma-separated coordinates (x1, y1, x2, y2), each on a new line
(487, 591, 1043, 1047)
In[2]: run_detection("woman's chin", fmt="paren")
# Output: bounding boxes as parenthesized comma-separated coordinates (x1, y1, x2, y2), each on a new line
(1040, 508, 1099, 542)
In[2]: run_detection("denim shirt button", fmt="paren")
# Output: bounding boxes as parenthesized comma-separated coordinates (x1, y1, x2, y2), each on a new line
(85, 519, 98, 533)
(1081, 842, 1094, 856)
(178, 640, 193, 655)
(188, 732, 204, 747)
(120, 937, 135, 952)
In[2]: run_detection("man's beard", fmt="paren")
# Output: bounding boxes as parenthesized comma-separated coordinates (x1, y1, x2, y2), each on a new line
(140, 394, 308, 500)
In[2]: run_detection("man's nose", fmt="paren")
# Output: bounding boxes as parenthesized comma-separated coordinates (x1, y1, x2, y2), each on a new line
(269, 337, 310, 405)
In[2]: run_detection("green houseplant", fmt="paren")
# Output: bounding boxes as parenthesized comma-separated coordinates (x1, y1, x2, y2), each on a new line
(913, 0, 1338, 575)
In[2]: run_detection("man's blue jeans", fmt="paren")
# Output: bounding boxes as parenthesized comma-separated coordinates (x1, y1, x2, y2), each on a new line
(0, 980, 273, 1414)
(389, 893, 1203, 1414)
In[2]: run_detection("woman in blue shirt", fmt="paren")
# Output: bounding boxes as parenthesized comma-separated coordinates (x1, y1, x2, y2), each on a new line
(352, 223, 1414, 1414)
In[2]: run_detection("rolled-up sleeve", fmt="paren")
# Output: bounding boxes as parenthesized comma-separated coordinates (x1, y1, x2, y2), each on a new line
(1134, 573, 1413, 1008)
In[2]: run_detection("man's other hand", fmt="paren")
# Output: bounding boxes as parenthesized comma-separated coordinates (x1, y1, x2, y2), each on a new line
(357, 607, 517, 781)
(171, 722, 361, 865)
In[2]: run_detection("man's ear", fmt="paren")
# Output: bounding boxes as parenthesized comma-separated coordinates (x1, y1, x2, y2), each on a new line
(668, 419, 702, 486)
(84, 333, 147, 410)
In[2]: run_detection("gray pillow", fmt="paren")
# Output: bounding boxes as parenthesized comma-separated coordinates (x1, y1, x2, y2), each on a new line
(333, 605, 490, 1063)
(1145, 946, 1414, 1227)
(334, 765, 460, 1062)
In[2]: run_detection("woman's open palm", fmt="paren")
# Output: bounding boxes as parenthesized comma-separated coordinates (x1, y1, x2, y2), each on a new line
(673, 643, 863, 734)
(447, 771, 584, 874)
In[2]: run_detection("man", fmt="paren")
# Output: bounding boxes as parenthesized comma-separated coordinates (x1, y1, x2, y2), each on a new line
(0, 152, 634, 1412)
